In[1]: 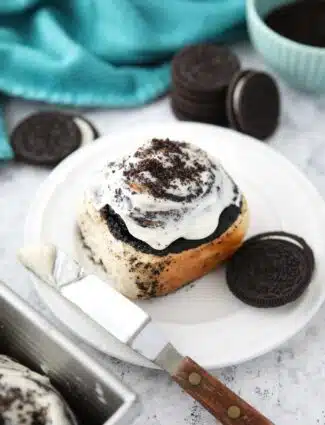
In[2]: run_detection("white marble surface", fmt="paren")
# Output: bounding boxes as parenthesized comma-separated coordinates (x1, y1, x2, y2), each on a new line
(2, 41, 325, 425)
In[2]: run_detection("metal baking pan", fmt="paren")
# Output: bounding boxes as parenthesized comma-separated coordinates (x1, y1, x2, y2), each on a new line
(0, 281, 139, 425)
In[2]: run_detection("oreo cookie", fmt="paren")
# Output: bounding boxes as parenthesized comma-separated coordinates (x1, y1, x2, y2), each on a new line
(172, 43, 240, 94)
(170, 101, 196, 122)
(226, 70, 280, 140)
(226, 232, 314, 308)
(11, 112, 99, 165)
(171, 98, 227, 126)
(11, 112, 82, 165)
(173, 92, 224, 116)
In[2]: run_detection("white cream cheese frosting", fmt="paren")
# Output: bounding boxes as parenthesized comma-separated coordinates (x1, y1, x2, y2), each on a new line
(87, 138, 242, 250)
(0, 355, 77, 425)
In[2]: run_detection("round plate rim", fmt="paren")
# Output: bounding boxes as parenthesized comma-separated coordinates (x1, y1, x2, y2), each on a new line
(24, 121, 325, 370)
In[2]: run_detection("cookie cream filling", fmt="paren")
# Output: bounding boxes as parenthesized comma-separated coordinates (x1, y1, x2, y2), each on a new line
(74, 117, 95, 145)
(87, 138, 242, 250)
(232, 73, 248, 119)
(0, 355, 77, 425)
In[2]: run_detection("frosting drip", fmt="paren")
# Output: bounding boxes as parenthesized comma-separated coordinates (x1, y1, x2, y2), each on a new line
(88, 139, 242, 250)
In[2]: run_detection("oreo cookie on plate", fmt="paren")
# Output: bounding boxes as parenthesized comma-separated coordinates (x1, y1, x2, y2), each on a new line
(11, 111, 100, 166)
(226, 231, 314, 308)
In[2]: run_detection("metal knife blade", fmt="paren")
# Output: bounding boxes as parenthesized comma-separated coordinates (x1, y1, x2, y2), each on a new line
(18, 244, 274, 425)
(17, 244, 182, 374)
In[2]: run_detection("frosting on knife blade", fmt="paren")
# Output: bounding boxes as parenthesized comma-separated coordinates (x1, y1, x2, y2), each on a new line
(18, 244, 85, 288)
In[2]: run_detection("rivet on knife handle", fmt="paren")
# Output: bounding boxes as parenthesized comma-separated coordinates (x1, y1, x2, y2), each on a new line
(172, 357, 274, 425)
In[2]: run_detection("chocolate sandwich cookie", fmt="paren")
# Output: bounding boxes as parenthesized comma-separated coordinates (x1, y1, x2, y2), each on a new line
(172, 91, 224, 116)
(171, 99, 220, 125)
(172, 82, 226, 104)
(226, 231, 314, 308)
(171, 98, 228, 126)
(170, 101, 195, 122)
(226, 70, 280, 140)
(11, 111, 82, 165)
(172, 43, 240, 95)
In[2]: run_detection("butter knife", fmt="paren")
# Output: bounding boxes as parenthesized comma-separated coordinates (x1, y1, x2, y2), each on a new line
(18, 244, 274, 425)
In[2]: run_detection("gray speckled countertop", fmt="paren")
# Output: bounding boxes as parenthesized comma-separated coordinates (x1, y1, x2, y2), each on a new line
(2, 41, 325, 425)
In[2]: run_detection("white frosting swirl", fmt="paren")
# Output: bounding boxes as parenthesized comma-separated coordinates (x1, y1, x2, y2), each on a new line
(88, 139, 242, 250)
(0, 355, 77, 425)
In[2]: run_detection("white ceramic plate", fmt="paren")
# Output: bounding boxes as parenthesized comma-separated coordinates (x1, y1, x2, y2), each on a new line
(24, 122, 325, 370)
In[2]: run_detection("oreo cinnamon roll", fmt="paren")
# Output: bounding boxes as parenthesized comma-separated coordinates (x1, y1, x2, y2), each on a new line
(0, 355, 77, 425)
(78, 138, 249, 299)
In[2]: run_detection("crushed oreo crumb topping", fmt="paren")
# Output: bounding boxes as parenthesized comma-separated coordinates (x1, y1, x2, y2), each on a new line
(0, 356, 76, 425)
(123, 138, 213, 202)
(0, 385, 49, 425)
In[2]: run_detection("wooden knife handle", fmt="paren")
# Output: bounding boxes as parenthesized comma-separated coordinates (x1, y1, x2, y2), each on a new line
(172, 357, 274, 425)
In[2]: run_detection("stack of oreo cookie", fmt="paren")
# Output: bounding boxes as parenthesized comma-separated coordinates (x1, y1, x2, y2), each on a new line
(171, 43, 280, 140)
(171, 44, 240, 127)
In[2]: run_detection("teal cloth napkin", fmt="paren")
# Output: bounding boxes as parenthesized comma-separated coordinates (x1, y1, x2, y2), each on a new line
(0, 0, 245, 160)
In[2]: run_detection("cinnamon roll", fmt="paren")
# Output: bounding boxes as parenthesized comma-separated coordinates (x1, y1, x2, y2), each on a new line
(0, 355, 77, 425)
(78, 138, 249, 299)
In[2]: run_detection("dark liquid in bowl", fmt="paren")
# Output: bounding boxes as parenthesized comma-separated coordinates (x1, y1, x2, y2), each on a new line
(265, 0, 325, 47)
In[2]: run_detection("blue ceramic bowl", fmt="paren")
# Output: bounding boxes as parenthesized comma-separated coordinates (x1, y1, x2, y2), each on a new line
(246, 0, 325, 92)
